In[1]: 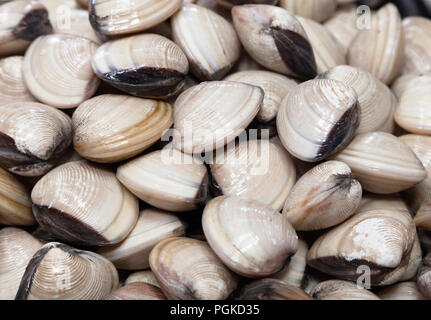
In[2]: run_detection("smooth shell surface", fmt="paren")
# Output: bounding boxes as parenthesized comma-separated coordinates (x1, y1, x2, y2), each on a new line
(356, 193, 409, 215)
(149, 237, 238, 300)
(402, 17, 431, 75)
(311, 280, 380, 300)
(237, 279, 312, 300)
(105, 282, 166, 300)
(31, 161, 139, 246)
(379, 282, 425, 300)
(324, 5, 358, 53)
(280, 0, 336, 22)
(52, 9, 100, 43)
(23, 34, 100, 108)
(125, 270, 160, 287)
(73, 94, 173, 163)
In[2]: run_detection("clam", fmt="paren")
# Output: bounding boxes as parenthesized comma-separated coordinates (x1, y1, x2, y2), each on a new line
(282, 161, 362, 231)
(417, 253, 431, 299)
(72, 94, 173, 163)
(149, 237, 239, 300)
(394, 75, 431, 135)
(0, 102, 73, 177)
(210, 140, 296, 211)
(125, 270, 160, 288)
(356, 193, 409, 215)
(232, 4, 317, 80)
(279, 0, 336, 22)
(171, 3, 240, 81)
(105, 283, 166, 300)
(52, 9, 100, 43)
(308, 209, 417, 286)
(296, 17, 345, 75)
(92, 34, 189, 99)
(347, 3, 404, 84)
(311, 280, 380, 300)
(236, 279, 313, 300)
(172, 81, 263, 154)
(0, 228, 42, 300)
(401, 234, 423, 281)
(401, 17, 431, 76)
(98, 208, 186, 270)
(272, 239, 308, 287)
(0, 56, 35, 106)
(15, 242, 119, 300)
(331, 132, 427, 194)
(117, 146, 209, 212)
(224, 70, 297, 123)
(232, 51, 264, 72)
(89, 0, 182, 36)
(23, 34, 100, 109)
(276, 79, 360, 162)
(0, 168, 34, 226)
(40, 0, 78, 16)
(0, 0, 52, 57)
(391, 73, 419, 99)
(319, 65, 396, 135)
(378, 282, 426, 300)
(31, 160, 139, 246)
(202, 196, 298, 277)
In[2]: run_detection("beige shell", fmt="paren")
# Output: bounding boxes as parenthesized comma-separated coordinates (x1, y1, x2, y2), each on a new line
(232, 51, 264, 73)
(171, 3, 240, 81)
(402, 17, 431, 76)
(356, 193, 409, 215)
(23, 34, 100, 109)
(283, 161, 362, 231)
(297, 16, 346, 74)
(417, 253, 431, 299)
(73, 94, 173, 163)
(331, 132, 427, 194)
(311, 280, 380, 300)
(125, 270, 160, 288)
(395, 75, 431, 135)
(31, 160, 139, 246)
(0, 102, 73, 177)
(225, 70, 297, 123)
(0, 0, 52, 57)
(40, 0, 78, 17)
(379, 282, 425, 300)
(280, 0, 336, 22)
(0, 56, 35, 106)
(308, 209, 417, 286)
(149, 237, 239, 300)
(348, 3, 404, 84)
(98, 208, 186, 270)
(0, 228, 42, 299)
(172, 81, 263, 154)
(210, 140, 296, 211)
(15, 242, 119, 300)
(319, 65, 396, 135)
(105, 282, 166, 300)
(391, 73, 419, 98)
(401, 234, 423, 282)
(277, 79, 359, 162)
(89, 0, 182, 36)
(91, 34, 189, 99)
(202, 196, 298, 277)
(232, 4, 317, 80)
(0, 168, 33, 226)
(272, 239, 308, 287)
(117, 146, 209, 212)
(52, 9, 100, 43)
(237, 278, 313, 300)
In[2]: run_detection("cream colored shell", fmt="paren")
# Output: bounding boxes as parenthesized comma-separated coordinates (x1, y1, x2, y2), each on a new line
(52, 9, 100, 43)
(311, 280, 380, 300)
(280, 0, 337, 22)
(402, 17, 431, 76)
(356, 193, 409, 215)
(125, 270, 160, 288)
(379, 282, 425, 300)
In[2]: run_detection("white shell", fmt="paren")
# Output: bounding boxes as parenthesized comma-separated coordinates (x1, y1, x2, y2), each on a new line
(280, 0, 337, 22)
(125, 270, 160, 288)
(311, 280, 380, 300)
(52, 9, 100, 43)
(402, 17, 431, 76)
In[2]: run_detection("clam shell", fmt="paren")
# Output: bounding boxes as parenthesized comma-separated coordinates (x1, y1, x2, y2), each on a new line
(0, 0, 52, 57)
(232, 4, 317, 80)
(117, 147, 209, 212)
(171, 3, 240, 81)
(105, 282, 166, 300)
(401, 234, 422, 282)
(319, 65, 396, 135)
(72, 94, 173, 163)
(202, 196, 298, 277)
(277, 79, 359, 162)
(331, 132, 427, 194)
(193, 0, 231, 21)
(356, 193, 409, 215)
(0, 168, 33, 226)
(225, 70, 297, 123)
(92, 34, 189, 99)
(23, 34, 100, 109)
(347, 3, 404, 84)
(0, 102, 73, 177)
(216, 0, 279, 8)
(402, 17, 431, 76)
(236, 279, 313, 300)
(149, 237, 239, 300)
(0, 228, 42, 299)
(31, 160, 139, 246)
(311, 280, 380, 300)
(308, 209, 416, 286)
(232, 51, 264, 73)
(283, 161, 362, 231)
(52, 9, 100, 43)
(280, 0, 336, 22)
(89, 0, 182, 36)
(378, 282, 425, 300)
(0, 56, 35, 106)
(172, 81, 263, 154)
(391, 73, 419, 99)
(98, 208, 186, 270)
(417, 253, 431, 299)
(125, 270, 160, 288)
(210, 140, 296, 211)
(15, 242, 119, 300)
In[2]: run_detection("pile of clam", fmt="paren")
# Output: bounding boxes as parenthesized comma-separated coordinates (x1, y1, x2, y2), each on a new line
(1, 0, 431, 301)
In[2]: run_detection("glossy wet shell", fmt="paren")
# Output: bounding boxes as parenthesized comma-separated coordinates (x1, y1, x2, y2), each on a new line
(125, 270, 160, 287)
(402, 17, 431, 75)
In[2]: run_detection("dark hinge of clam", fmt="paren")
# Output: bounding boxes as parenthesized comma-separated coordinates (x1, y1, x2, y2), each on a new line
(12, 8, 53, 41)
(329, 173, 356, 192)
(223, 0, 279, 4)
